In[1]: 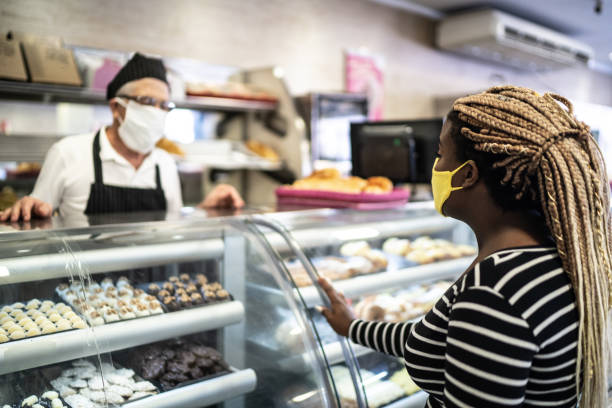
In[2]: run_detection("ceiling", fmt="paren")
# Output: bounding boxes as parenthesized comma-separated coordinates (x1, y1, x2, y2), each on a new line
(377, 0, 612, 72)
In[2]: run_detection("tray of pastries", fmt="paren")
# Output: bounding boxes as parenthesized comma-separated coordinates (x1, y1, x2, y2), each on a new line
(56, 278, 164, 327)
(276, 169, 409, 210)
(0, 299, 85, 343)
(143, 273, 232, 312)
(382, 236, 476, 264)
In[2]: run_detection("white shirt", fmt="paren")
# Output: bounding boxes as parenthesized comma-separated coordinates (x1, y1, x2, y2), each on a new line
(31, 128, 183, 217)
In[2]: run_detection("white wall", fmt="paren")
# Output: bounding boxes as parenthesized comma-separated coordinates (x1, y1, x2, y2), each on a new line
(2, 0, 611, 121)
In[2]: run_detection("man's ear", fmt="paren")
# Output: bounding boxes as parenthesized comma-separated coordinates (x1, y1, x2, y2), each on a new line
(109, 99, 125, 124)
(461, 160, 479, 188)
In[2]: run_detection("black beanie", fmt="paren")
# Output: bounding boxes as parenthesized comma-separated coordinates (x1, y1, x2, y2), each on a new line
(106, 53, 168, 100)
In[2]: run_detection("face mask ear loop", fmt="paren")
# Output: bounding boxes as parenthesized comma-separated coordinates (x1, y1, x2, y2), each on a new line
(449, 160, 474, 192)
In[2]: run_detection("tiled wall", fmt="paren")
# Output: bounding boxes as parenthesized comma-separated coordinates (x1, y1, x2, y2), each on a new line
(2, 0, 611, 121)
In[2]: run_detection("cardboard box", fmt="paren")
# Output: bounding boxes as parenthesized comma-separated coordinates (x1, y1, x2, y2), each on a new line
(0, 39, 28, 81)
(22, 42, 82, 86)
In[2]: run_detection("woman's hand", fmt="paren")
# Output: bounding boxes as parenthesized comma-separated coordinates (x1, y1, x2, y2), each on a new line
(317, 277, 355, 337)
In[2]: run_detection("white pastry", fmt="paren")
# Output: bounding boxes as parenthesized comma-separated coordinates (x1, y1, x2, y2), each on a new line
(115, 368, 135, 378)
(129, 391, 156, 400)
(69, 378, 87, 388)
(56, 319, 72, 331)
(106, 373, 132, 387)
(21, 395, 38, 405)
(88, 376, 104, 390)
(84, 390, 107, 403)
(50, 377, 72, 389)
(103, 391, 124, 404)
(133, 380, 156, 392)
(41, 300, 55, 308)
(9, 329, 25, 340)
(64, 394, 95, 408)
(0, 316, 12, 325)
(41, 324, 57, 334)
(32, 404, 44, 408)
(1, 305, 12, 313)
(0, 333, 9, 343)
(11, 302, 25, 309)
(58, 387, 77, 398)
(109, 384, 133, 397)
(76, 368, 96, 379)
(88, 312, 104, 327)
(103, 309, 120, 323)
(25, 327, 41, 337)
(41, 391, 59, 400)
(26, 299, 41, 310)
(118, 307, 136, 320)
(47, 312, 62, 323)
(50, 400, 64, 408)
(72, 319, 88, 329)
(339, 240, 371, 257)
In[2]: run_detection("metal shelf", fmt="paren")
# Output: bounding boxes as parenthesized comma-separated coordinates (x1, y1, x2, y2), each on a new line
(266, 216, 460, 252)
(0, 80, 277, 112)
(0, 301, 244, 375)
(122, 368, 257, 408)
(385, 391, 428, 408)
(0, 238, 224, 285)
(296, 257, 471, 307)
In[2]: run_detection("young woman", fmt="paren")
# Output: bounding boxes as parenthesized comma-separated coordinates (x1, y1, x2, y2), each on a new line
(319, 86, 612, 407)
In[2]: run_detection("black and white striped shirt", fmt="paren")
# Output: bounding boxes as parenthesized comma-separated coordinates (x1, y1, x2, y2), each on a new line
(349, 246, 580, 407)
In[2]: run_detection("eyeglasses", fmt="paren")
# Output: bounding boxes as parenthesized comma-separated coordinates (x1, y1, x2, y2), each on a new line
(117, 94, 176, 111)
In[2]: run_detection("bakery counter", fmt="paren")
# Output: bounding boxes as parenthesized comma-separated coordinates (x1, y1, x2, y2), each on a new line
(122, 367, 257, 408)
(0, 301, 244, 375)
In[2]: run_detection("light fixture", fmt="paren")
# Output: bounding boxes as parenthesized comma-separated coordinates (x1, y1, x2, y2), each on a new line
(608, 52, 612, 61)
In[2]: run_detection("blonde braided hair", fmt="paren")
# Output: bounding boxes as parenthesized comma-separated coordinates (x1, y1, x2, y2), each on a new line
(451, 86, 612, 407)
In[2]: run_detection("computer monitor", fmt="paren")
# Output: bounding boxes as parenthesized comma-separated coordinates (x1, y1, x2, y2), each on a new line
(350, 119, 443, 184)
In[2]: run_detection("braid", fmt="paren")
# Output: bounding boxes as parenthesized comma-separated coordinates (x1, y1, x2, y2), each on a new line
(451, 86, 612, 407)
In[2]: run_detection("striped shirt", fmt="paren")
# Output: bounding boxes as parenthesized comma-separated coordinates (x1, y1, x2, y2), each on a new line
(349, 246, 580, 407)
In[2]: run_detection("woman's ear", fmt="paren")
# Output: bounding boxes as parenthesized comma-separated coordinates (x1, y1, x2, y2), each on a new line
(461, 160, 479, 188)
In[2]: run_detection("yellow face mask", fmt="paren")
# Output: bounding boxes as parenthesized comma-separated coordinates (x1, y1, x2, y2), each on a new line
(431, 158, 471, 216)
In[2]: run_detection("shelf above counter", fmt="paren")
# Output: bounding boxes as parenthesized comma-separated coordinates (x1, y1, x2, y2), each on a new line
(122, 368, 257, 408)
(0, 301, 244, 375)
(0, 238, 224, 285)
(0, 80, 277, 112)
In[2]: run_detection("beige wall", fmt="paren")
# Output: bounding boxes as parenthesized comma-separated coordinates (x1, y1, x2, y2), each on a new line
(2, 0, 611, 119)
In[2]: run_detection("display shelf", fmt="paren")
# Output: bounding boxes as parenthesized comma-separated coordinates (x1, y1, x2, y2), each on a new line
(0, 80, 276, 112)
(122, 368, 257, 408)
(266, 215, 460, 252)
(297, 257, 471, 307)
(0, 301, 244, 375)
(0, 238, 224, 284)
(249, 257, 471, 308)
(384, 391, 428, 408)
(324, 341, 372, 365)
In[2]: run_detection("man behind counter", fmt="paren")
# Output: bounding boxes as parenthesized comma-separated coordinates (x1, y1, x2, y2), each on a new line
(1, 53, 244, 222)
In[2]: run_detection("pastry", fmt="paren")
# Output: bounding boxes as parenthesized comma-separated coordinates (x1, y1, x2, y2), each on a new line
(103, 309, 120, 323)
(168, 276, 179, 284)
(149, 302, 163, 314)
(0, 333, 8, 343)
(129, 391, 155, 400)
(190, 293, 203, 305)
(108, 384, 133, 398)
(26, 327, 41, 337)
(50, 400, 64, 408)
(56, 319, 72, 331)
(382, 238, 412, 256)
(364, 176, 393, 194)
(133, 381, 156, 392)
(134, 304, 150, 317)
(119, 307, 136, 319)
(147, 283, 161, 296)
(21, 395, 38, 406)
(246, 140, 280, 161)
(162, 296, 179, 311)
(88, 312, 104, 326)
(180, 273, 191, 283)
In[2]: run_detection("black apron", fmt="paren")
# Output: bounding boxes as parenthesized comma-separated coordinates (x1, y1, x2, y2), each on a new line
(84, 130, 167, 215)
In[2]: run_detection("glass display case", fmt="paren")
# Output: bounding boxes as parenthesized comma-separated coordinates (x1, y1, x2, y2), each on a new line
(0, 203, 475, 408)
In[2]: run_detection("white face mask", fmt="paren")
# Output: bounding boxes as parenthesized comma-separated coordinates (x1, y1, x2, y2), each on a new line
(114, 98, 167, 154)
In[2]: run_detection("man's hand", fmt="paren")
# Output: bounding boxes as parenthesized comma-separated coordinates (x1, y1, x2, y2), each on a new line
(0, 196, 52, 222)
(317, 277, 355, 337)
(198, 184, 245, 209)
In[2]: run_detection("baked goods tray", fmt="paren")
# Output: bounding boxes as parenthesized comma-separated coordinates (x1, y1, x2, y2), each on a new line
(275, 187, 410, 210)
(135, 281, 234, 313)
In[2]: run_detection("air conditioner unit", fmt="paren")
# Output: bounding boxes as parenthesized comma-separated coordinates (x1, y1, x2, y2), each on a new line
(436, 9, 593, 70)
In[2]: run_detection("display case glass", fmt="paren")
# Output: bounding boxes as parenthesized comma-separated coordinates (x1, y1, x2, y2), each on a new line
(0, 203, 475, 408)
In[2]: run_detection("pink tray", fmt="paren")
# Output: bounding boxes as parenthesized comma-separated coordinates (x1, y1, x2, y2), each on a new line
(275, 187, 410, 210)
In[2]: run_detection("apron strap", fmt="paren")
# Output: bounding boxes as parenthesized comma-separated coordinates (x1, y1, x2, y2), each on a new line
(92, 129, 104, 184)
(155, 165, 162, 190)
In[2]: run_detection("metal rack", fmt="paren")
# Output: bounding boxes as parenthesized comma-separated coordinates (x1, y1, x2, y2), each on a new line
(0, 80, 277, 112)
